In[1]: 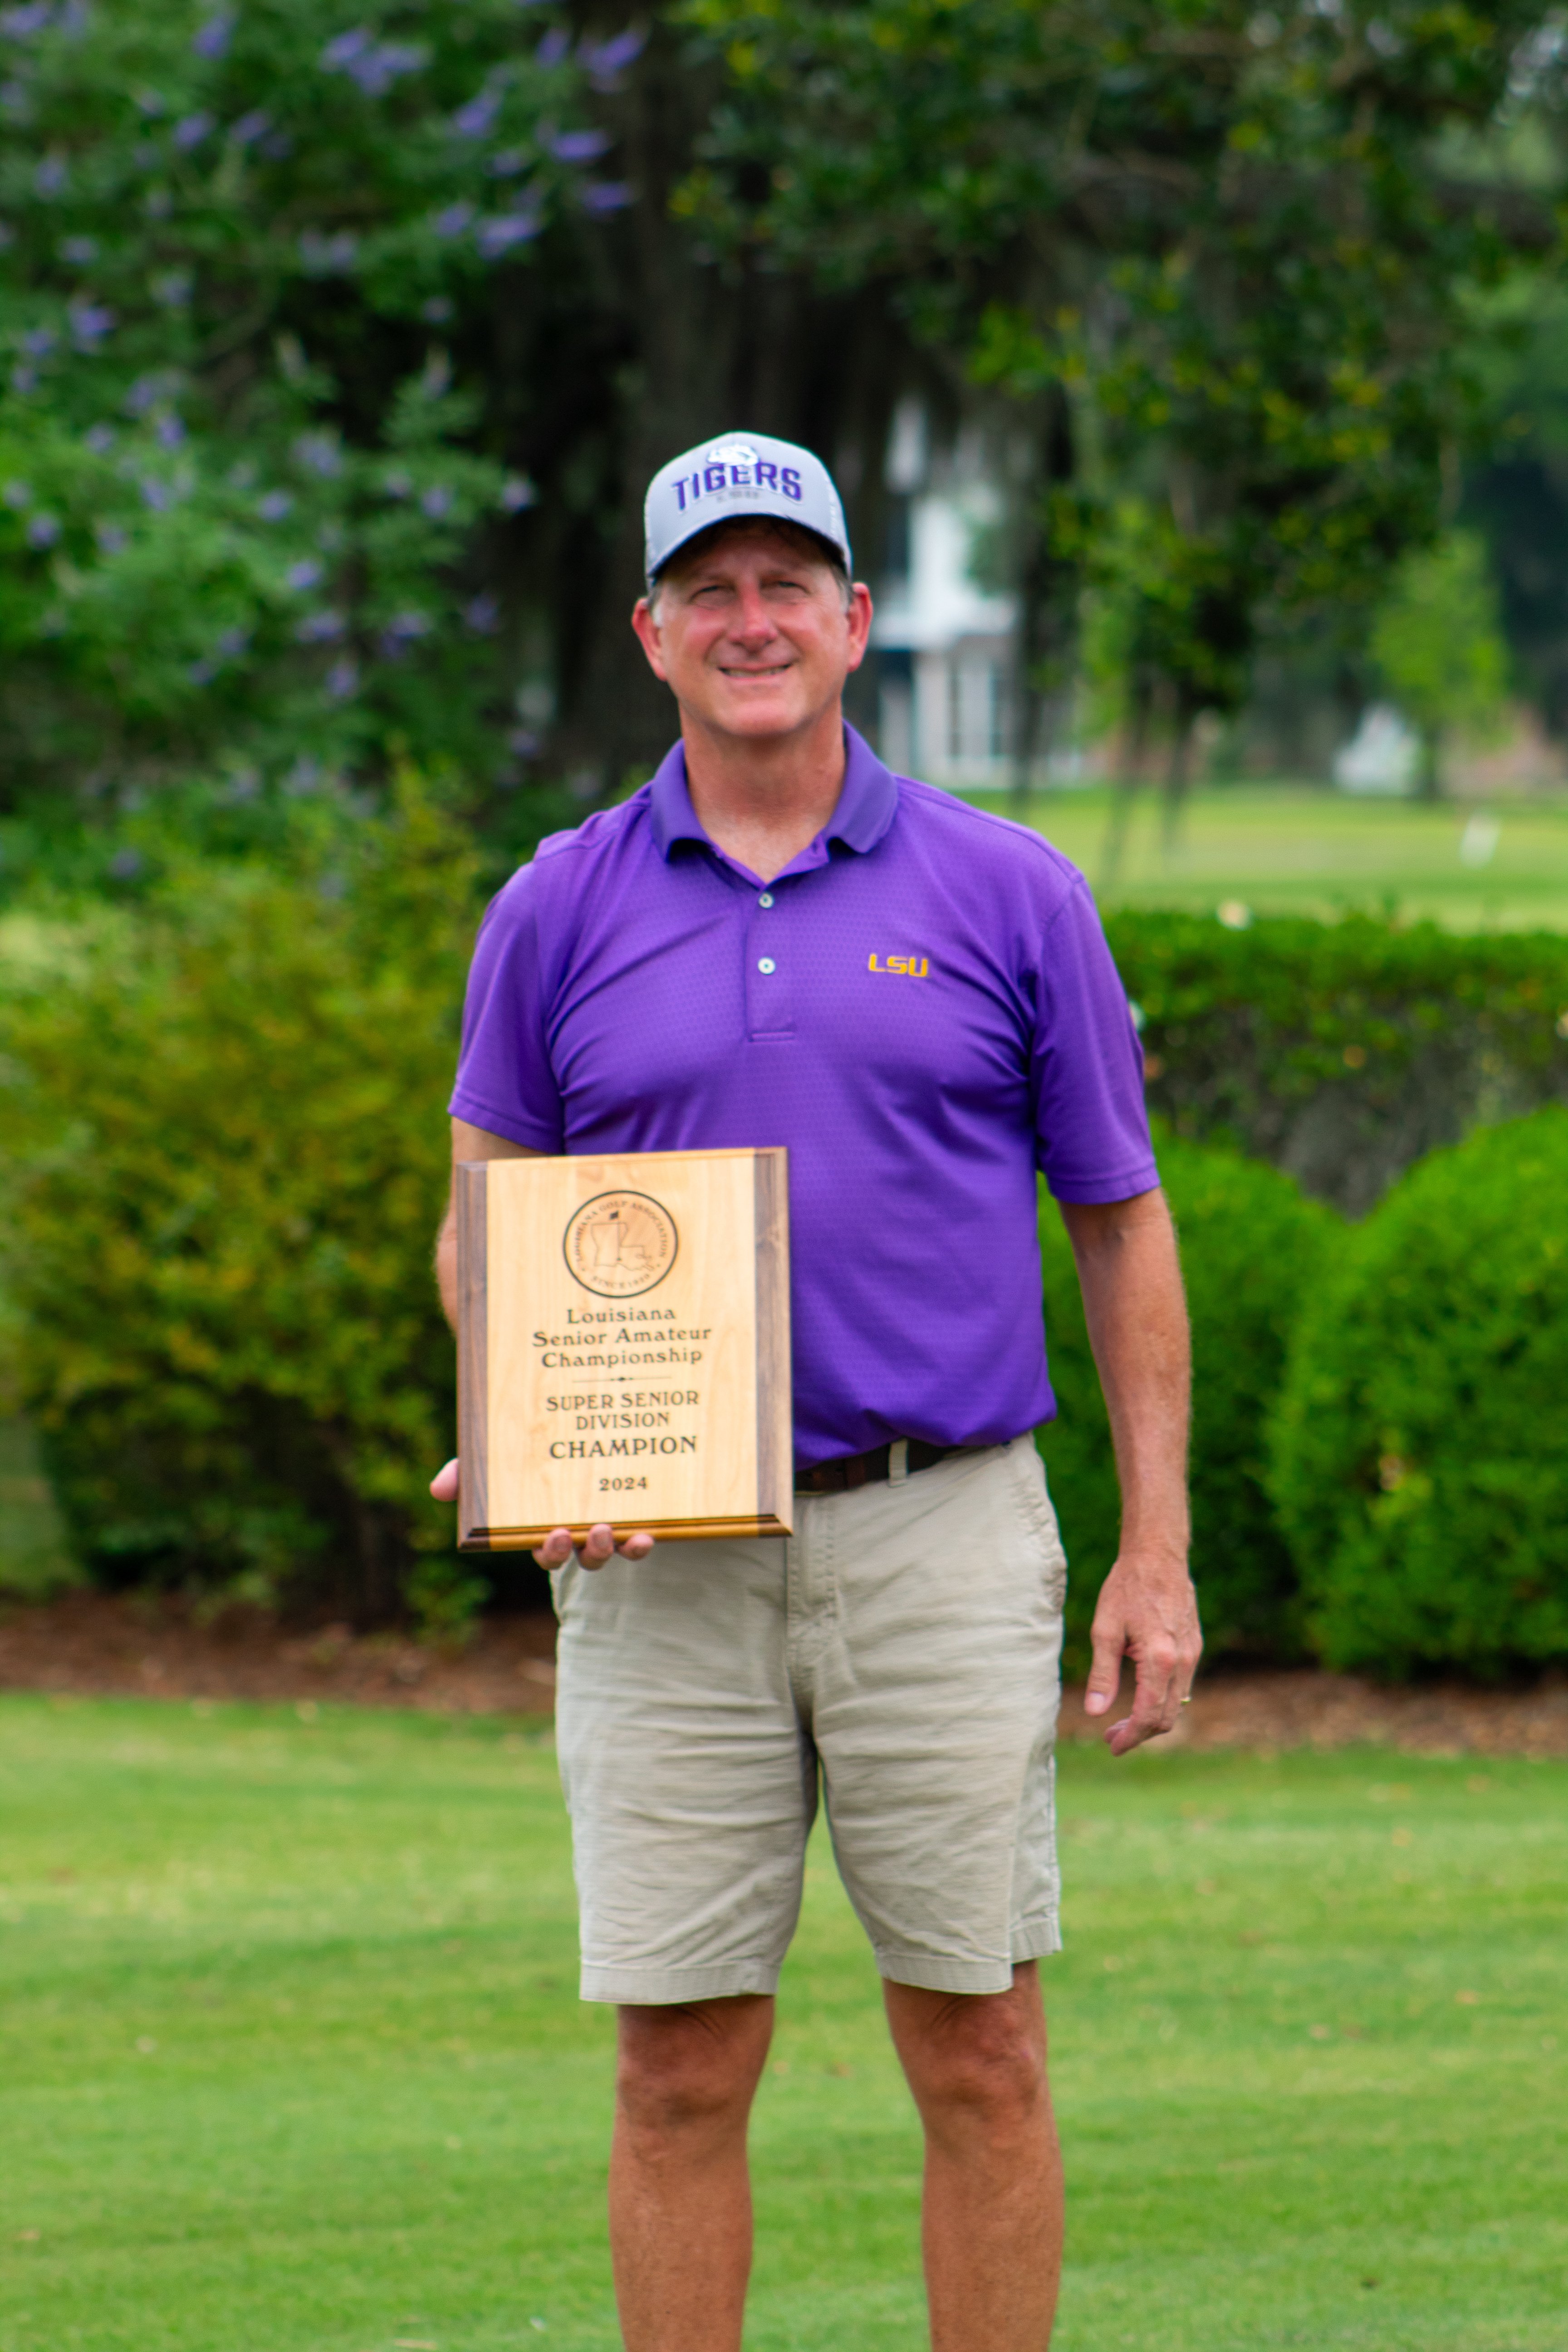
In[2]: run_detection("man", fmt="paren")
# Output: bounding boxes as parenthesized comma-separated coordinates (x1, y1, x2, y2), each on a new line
(431, 431, 1200, 2352)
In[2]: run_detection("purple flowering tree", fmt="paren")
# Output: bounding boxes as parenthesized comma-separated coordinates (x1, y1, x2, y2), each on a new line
(0, 0, 640, 810)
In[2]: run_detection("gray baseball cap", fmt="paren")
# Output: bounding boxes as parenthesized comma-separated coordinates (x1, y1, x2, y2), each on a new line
(643, 430, 852, 582)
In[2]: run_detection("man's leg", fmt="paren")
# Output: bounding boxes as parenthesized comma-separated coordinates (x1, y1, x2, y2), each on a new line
(884, 1962, 1063, 2352)
(609, 1992, 776, 2352)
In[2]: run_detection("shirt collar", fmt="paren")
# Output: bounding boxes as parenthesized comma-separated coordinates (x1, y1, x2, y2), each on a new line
(647, 722, 900, 864)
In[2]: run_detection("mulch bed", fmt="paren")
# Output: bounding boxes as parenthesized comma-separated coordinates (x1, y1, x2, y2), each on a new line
(2, 1590, 1566, 1755)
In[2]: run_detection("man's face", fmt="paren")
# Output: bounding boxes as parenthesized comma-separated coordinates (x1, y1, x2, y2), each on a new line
(631, 526, 873, 744)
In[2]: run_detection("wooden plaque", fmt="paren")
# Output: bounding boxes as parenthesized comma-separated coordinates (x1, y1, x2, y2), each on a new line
(456, 1147, 792, 1549)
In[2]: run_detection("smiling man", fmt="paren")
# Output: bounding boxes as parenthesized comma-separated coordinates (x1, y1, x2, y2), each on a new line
(432, 432, 1200, 2352)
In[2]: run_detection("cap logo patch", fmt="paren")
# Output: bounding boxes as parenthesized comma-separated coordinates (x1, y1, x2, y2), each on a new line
(705, 440, 759, 467)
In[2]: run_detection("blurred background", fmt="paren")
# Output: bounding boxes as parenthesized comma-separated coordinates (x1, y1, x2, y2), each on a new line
(0, 0, 1565, 1686)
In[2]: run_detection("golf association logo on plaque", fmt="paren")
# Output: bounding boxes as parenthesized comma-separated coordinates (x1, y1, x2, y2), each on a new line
(564, 1191, 678, 1298)
(456, 1148, 792, 1549)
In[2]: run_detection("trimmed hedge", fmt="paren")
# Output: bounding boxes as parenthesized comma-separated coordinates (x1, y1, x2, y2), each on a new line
(1267, 1107, 1568, 1680)
(1107, 909, 1568, 1215)
(0, 783, 472, 1627)
(1038, 1130, 1336, 1677)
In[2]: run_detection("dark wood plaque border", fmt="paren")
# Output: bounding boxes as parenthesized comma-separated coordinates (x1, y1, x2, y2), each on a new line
(455, 1147, 793, 1551)
(456, 1160, 490, 1551)
(752, 1147, 791, 1534)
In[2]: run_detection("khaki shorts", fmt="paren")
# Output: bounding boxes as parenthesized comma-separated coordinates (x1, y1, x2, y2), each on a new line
(551, 1436, 1068, 2004)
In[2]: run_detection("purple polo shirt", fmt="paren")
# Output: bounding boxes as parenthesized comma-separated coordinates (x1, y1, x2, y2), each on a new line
(451, 725, 1157, 1467)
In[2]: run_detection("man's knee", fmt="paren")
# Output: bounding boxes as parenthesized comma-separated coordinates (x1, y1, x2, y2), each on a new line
(616, 1994, 773, 2146)
(890, 1979, 1049, 2138)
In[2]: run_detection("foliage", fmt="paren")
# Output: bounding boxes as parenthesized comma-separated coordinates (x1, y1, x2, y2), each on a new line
(0, 0, 641, 820)
(680, 0, 1568, 763)
(5, 1703, 1565, 2350)
(1038, 1129, 1335, 1676)
(1106, 906, 1568, 1215)
(1267, 1108, 1568, 1681)
(0, 776, 479, 1624)
(1369, 530, 1510, 789)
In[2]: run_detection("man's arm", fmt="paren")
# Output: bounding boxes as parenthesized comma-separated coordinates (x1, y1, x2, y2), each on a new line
(1056, 1187, 1201, 1754)
(430, 1118, 653, 1569)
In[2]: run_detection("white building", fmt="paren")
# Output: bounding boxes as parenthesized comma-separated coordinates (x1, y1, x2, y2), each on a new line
(869, 401, 1020, 788)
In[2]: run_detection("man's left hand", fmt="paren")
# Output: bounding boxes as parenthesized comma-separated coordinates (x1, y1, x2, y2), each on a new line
(1083, 1546, 1201, 1755)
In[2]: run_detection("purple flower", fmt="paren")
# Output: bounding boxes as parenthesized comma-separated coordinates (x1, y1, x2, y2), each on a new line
(155, 412, 186, 448)
(293, 432, 343, 478)
(296, 608, 346, 642)
(172, 110, 214, 151)
(0, 83, 30, 119)
(499, 474, 536, 513)
(59, 233, 98, 263)
(285, 558, 323, 591)
(257, 490, 293, 520)
(325, 657, 358, 699)
(451, 87, 501, 138)
(487, 147, 527, 177)
(476, 208, 541, 255)
(25, 512, 59, 547)
(69, 301, 115, 345)
(34, 153, 67, 196)
(191, 10, 234, 58)
(0, 3, 54, 34)
(2, 480, 30, 507)
(94, 519, 127, 553)
(108, 848, 145, 882)
(229, 108, 271, 147)
(187, 657, 216, 684)
(581, 180, 632, 214)
(133, 87, 165, 116)
(216, 625, 251, 657)
(535, 26, 570, 66)
(384, 608, 431, 638)
(298, 228, 358, 274)
(152, 270, 192, 306)
(139, 477, 175, 511)
(319, 26, 372, 69)
(10, 363, 37, 393)
(125, 372, 170, 415)
(581, 27, 646, 90)
(545, 126, 609, 162)
(430, 201, 474, 238)
(284, 755, 321, 794)
(419, 484, 453, 518)
(464, 593, 499, 633)
(508, 725, 539, 756)
(83, 423, 115, 453)
(20, 326, 56, 357)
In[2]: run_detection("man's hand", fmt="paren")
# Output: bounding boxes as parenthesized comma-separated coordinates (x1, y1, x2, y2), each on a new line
(428, 1460, 656, 1571)
(1083, 1545, 1202, 1756)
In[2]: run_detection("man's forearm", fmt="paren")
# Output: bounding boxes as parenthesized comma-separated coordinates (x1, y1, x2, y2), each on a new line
(1057, 1190, 1190, 1560)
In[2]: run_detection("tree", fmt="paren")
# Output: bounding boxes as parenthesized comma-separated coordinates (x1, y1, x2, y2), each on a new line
(678, 0, 1568, 818)
(1369, 530, 1509, 795)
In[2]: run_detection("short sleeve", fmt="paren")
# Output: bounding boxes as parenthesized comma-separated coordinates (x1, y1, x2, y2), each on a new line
(1030, 880, 1159, 1203)
(447, 865, 566, 1151)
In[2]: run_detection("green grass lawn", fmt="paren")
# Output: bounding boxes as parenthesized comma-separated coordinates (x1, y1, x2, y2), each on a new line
(971, 785, 1568, 931)
(1, 1696, 1564, 2352)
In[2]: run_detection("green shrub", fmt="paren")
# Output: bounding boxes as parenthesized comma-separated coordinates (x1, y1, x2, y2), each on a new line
(0, 780, 477, 1625)
(1267, 1107, 1568, 1680)
(1038, 1130, 1337, 1676)
(1106, 908, 1568, 1216)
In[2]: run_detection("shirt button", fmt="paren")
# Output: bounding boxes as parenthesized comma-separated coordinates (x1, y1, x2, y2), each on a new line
(757, 956, 776, 975)
(758, 892, 774, 907)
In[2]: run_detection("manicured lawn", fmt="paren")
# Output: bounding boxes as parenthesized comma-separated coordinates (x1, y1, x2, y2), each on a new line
(972, 785, 1568, 931)
(0, 1695, 1564, 2351)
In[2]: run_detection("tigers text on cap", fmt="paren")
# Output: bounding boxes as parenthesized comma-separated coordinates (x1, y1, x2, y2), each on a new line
(643, 432, 852, 582)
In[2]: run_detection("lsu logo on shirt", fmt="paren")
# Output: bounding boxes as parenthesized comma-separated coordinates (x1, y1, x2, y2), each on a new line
(867, 952, 929, 978)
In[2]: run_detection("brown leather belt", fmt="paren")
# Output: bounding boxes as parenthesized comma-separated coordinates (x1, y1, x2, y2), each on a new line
(794, 1439, 979, 1495)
